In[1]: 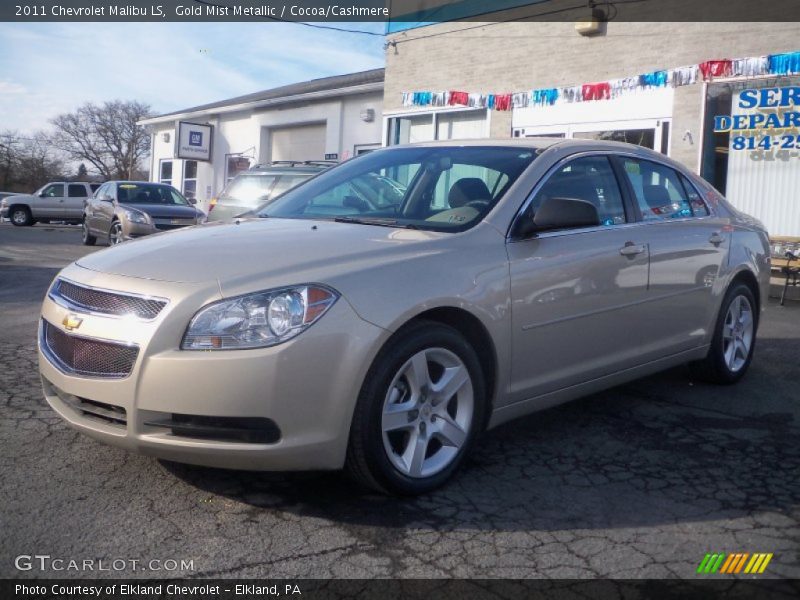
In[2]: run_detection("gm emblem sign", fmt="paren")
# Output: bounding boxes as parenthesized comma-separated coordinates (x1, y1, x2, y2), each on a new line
(176, 121, 212, 161)
(62, 314, 83, 331)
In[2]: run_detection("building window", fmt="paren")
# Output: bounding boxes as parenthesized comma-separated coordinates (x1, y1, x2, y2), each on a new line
(226, 155, 252, 184)
(183, 160, 197, 200)
(701, 76, 800, 238)
(159, 160, 173, 186)
(387, 109, 488, 146)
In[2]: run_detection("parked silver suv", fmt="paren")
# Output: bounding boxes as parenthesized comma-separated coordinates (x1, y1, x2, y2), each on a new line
(1, 182, 100, 226)
(209, 161, 333, 222)
(38, 140, 769, 495)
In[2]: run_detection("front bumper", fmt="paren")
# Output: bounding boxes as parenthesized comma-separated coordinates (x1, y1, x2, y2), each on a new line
(38, 265, 387, 471)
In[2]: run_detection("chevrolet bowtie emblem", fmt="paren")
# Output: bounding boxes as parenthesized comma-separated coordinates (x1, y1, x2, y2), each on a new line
(62, 314, 83, 331)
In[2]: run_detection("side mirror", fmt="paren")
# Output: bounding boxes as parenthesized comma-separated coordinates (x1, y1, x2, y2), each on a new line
(189, 197, 197, 205)
(532, 197, 600, 232)
(38, 192, 47, 197)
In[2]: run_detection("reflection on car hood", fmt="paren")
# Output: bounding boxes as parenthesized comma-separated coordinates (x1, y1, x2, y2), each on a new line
(75, 218, 446, 286)
(121, 203, 200, 219)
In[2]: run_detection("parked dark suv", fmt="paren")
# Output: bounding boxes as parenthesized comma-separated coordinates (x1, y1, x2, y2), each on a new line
(208, 161, 334, 222)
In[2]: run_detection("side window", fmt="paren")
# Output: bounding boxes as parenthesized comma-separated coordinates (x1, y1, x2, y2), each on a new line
(530, 156, 626, 226)
(159, 160, 173, 186)
(94, 183, 108, 198)
(68, 184, 87, 198)
(679, 173, 710, 217)
(41, 184, 64, 197)
(620, 159, 692, 221)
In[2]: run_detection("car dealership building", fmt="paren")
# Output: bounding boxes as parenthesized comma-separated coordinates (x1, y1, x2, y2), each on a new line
(139, 69, 384, 212)
(383, 17, 800, 239)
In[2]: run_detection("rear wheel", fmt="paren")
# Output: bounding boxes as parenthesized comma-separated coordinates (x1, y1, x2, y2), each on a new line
(81, 219, 96, 246)
(108, 221, 123, 245)
(690, 282, 757, 384)
(10, 207, 33, 226)
(346, 321, 485, 495)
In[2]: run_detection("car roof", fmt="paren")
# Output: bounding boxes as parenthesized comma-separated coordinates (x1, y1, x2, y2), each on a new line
(246, 161, 334, 174)
(380, 138, 687, 168)
(108, 181, 168, 185)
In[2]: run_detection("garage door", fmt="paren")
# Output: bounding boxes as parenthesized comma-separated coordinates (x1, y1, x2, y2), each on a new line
(270, 123, 326, 162)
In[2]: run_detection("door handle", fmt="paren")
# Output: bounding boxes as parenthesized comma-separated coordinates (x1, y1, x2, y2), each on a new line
(620, 242, 646, 257)
(709, 232, 724, 245)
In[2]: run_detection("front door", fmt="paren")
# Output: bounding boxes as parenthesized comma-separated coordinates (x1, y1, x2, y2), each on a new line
(36, 183, 66, 218)
(507, 154, 650, 403)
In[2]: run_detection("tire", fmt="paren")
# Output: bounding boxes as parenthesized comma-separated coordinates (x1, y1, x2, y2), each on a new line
(10, 206, 33, 226)
(81, 219, 97, 246)
(690, 282, 758, 384)
(346, 320, 486, 495)
(108, 221, 124, 245)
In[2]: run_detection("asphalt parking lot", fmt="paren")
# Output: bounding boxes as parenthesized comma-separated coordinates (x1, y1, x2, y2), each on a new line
(1, 222, 798, 579)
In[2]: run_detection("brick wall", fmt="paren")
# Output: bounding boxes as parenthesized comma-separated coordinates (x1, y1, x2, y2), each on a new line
(384, 21, 798, 170)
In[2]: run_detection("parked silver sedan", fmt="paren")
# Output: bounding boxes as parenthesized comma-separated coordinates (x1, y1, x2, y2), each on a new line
(38, 140, 769, 494)
(82, 181, 206, 246)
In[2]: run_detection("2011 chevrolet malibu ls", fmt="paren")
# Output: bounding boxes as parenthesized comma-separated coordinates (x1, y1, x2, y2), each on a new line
(38, 140, 770, 495)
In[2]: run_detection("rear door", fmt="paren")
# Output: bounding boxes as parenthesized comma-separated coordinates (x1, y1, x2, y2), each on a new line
(507, 154, 651, 403)
(63, 184, 90, 220)
(614, 156, 728, 358)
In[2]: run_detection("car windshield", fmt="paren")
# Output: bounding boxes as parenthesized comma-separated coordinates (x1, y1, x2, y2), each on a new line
(221, 173, 314, 207)
(117, 183, 191, 206)
(258, 146, 537, 232)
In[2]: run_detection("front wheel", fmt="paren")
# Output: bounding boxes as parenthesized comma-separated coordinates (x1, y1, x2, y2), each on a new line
(690, 282, 758, 384)
(108, 221, 124, 245)
(346, 321, 486, 495)
(10, 207, 33, 226)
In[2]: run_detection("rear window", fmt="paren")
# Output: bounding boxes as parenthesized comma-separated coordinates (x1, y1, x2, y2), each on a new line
(221, 173, 313, 207)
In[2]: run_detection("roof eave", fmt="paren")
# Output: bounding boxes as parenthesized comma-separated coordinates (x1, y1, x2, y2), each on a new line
(138, 81, 384, 127)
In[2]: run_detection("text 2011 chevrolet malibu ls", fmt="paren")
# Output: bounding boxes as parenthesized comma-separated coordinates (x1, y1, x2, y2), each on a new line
(39, 140, 770, 494)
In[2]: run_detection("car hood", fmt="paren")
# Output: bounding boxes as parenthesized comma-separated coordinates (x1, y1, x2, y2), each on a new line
(75, 218, 448, 289)
(4, 194, 36, 202)
(121, 203, 201, 219)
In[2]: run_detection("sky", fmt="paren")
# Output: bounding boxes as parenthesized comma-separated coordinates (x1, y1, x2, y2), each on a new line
(0, 22, 386, 135)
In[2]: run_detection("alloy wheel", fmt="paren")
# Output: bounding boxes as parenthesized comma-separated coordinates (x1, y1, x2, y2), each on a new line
(381, 347, 474, 478)
(12, 210, 28, 225)
(722, 295, 753, 373)
(110, 223, 123, 245)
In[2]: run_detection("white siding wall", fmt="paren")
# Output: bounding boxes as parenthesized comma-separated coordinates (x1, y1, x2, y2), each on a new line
(147, 91, 384, 214)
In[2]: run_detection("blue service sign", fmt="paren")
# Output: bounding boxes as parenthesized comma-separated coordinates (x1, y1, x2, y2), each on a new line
(714, 86, 800, 156)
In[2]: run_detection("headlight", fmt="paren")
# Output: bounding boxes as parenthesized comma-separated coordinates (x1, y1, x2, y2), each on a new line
(125, 209, 150, 225)
(181, 285, 338, 350)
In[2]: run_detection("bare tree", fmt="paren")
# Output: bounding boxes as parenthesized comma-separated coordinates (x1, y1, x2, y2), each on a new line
(0, 130, 64, 192)
(49, 100, 152, 180)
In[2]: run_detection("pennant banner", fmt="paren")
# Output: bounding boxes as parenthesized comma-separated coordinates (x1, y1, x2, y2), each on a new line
(401, 50, 800, 111)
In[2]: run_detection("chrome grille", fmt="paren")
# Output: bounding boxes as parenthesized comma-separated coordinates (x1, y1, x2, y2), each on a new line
(51, 279, 167, 320)
(41, 319, 138, 379)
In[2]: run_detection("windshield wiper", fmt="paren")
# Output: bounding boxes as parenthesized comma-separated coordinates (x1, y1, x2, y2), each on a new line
(333, 216, 417, 229)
